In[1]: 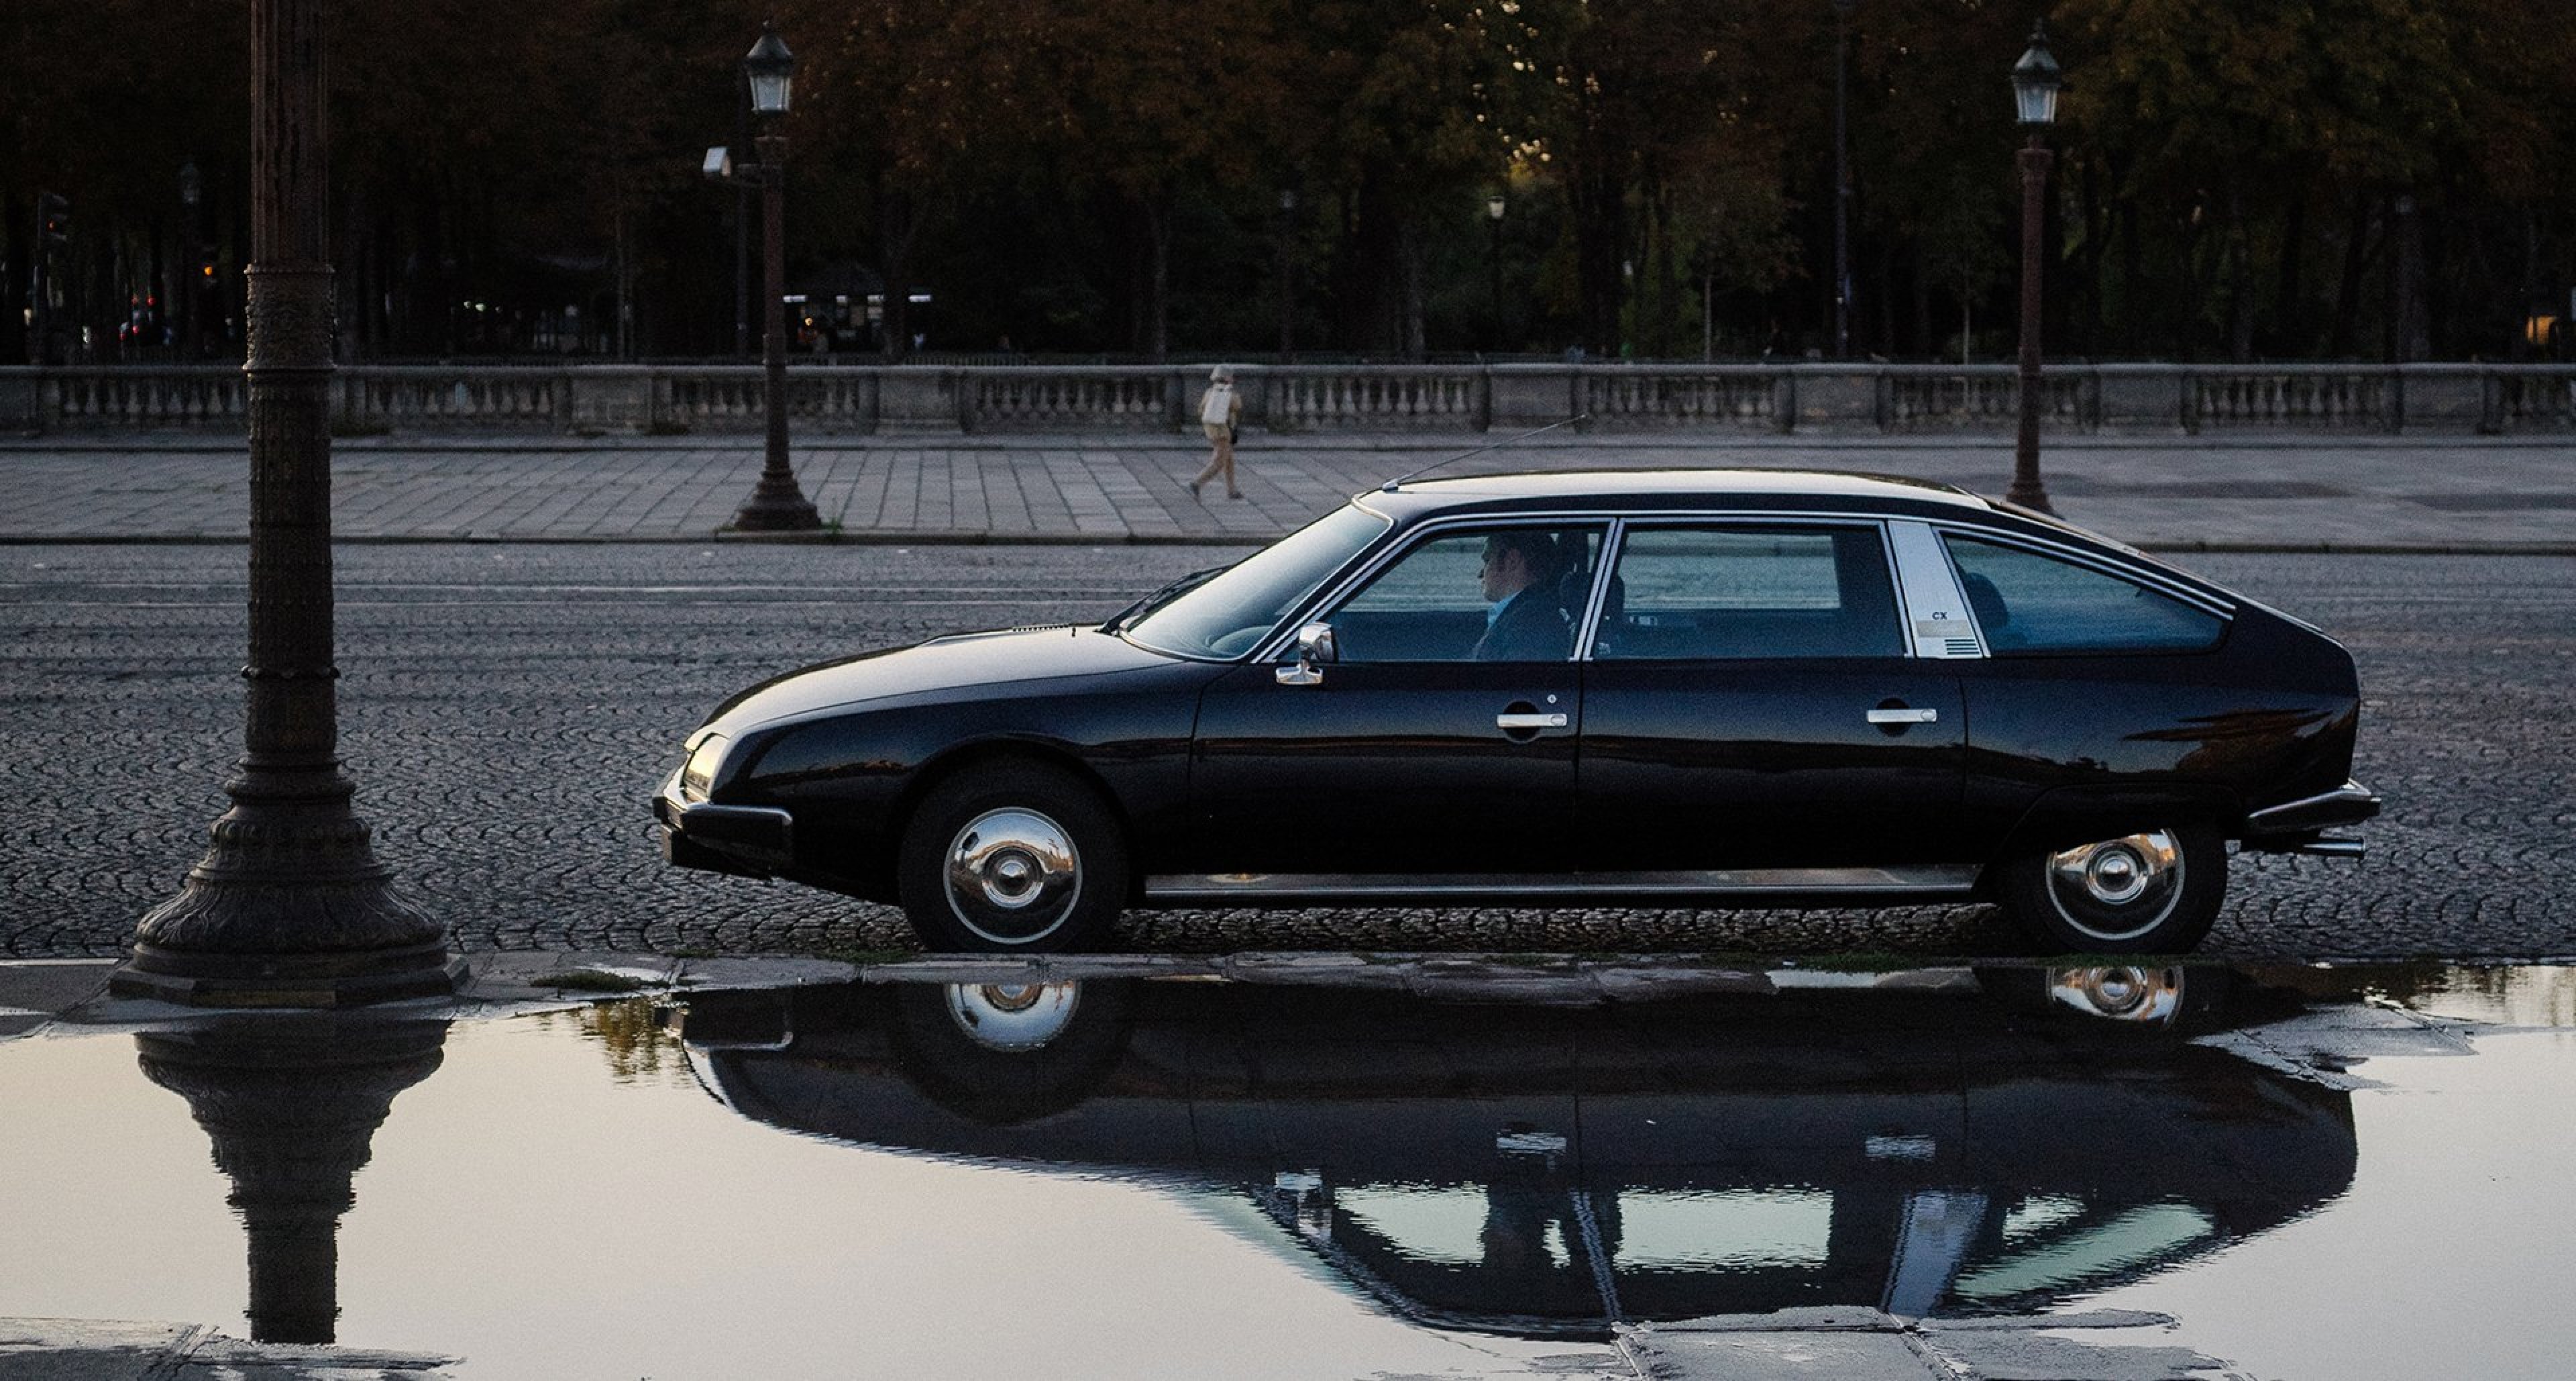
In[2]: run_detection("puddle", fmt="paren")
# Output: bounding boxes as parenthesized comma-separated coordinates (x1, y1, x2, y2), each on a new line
(2, 963, 2571, 1380)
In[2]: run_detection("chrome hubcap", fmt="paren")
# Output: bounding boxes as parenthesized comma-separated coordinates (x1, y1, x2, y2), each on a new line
(944, 809, 1082, 945)
(944, 981, 1081, 1050)
(2044, 831, 2184, 942)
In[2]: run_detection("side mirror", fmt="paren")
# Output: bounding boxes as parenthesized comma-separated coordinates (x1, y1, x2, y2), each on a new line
(1275, 622, 1336, 686)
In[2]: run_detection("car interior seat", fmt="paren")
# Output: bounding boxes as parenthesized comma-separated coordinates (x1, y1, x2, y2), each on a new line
(1961, 570, 2012, 642)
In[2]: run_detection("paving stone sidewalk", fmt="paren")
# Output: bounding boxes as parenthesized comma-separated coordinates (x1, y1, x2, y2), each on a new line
(3, 430, 2570, 552)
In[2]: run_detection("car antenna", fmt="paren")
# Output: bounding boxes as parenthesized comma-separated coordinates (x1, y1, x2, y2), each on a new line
(1378, 413, 1590, 493)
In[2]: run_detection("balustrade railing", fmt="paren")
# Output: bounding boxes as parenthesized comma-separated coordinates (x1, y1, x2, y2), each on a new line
(968, 370, 1169, 430)
(2190, 366, 2394, 430)
(1578, 368, 1780, 427)
(5, 361, 2570, 436)
(1267, 367, 1485, 430)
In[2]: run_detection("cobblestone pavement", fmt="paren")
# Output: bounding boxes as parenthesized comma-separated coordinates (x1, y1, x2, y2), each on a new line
(3, 430, 2573, 552)
(3, 543, 2569, 961)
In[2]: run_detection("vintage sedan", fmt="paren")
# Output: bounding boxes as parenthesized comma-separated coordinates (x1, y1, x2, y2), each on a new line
(653, 470, 2378, 954)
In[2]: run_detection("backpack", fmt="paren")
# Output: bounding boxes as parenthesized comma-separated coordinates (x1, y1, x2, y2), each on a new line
(1199, 384, 1233, 425)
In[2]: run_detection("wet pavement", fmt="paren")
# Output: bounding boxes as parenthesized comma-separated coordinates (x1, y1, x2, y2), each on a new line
(3, 956, 2571, 1379)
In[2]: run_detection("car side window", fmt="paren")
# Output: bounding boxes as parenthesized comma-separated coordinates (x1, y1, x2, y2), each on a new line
(1941, 535, 2224, 654)
(1324, 525, 1605, 663)
(1592, 524, 1903, 660)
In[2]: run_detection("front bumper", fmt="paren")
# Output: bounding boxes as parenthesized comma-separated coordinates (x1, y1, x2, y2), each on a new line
(2241, 778, 2381, 857)
(654, 774, 795, 877)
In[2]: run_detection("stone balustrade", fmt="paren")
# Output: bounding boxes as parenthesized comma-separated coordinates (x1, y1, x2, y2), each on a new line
(3, 360, 2568, 436)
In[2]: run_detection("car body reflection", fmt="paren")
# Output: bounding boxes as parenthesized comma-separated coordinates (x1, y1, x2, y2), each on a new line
(677, 967, 2354, 1337)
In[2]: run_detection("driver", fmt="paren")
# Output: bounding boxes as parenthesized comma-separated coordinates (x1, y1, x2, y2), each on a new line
(1472, 530, 1571, 661)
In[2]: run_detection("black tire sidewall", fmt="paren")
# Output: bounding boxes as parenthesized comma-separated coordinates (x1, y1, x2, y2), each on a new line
(897, 762, 1128, 952)
(2000, 825, 2226, 955)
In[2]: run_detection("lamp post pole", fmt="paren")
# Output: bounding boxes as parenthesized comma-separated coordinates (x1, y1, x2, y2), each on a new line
(115, 0, 455, 1007)
(1486, 193, 1507, 352)
(1831, 0, 1857, 359)
(731, 23, 821, 533)
(2006, 19, 2061, 514)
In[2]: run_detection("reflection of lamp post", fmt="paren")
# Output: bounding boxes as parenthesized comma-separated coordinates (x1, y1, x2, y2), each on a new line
(116, 0, 455, 1007)
(1485, 193, 1507, 352)
(731, 22, 822, 532)
(1276, 188, 1297, 361)
(1831, 0, 1858, 358)
(138, 1013, 448, 1344)
(2007, 20, 2061, 513)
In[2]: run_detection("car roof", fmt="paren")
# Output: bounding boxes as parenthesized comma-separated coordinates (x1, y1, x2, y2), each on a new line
(1354, 467, 2001, 521)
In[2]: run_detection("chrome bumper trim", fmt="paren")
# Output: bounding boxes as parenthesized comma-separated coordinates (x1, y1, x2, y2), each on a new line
(2293, 836, 2367, 859)
(1143, 866, 1980, 903)
(2245, 778, 2381, 835)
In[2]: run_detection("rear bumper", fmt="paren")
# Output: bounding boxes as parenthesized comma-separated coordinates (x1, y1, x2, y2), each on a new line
(2241, 778, 2380, 857)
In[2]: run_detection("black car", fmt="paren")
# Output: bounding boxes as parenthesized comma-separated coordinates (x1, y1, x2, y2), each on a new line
(655, 470, 2377, 953)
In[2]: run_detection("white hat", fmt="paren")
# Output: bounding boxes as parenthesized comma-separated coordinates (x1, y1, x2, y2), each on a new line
(1210, 364, 1235, 382)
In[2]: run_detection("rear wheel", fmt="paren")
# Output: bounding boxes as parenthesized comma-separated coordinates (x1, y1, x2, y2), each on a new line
(1998, 825, 2225, 954)
(896, 762, 1127, 953)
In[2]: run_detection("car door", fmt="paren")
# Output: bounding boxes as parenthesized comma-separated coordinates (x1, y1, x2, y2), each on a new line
(1576, 519, 1970, 873)
(1187, 521, 1607, 878)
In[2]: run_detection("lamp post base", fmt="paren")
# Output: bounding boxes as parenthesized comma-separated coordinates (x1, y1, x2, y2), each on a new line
(117, 788, 459, 1008)
(731, 488, 823, 531)
(2003, 474, 2057, 514)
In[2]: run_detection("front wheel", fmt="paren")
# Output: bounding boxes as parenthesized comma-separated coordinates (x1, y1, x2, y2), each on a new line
(896, 762, 1128, 953)
(1998, 826, 2225, 954)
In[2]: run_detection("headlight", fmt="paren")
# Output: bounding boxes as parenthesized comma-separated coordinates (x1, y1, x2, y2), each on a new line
(680, 733, 730, 802)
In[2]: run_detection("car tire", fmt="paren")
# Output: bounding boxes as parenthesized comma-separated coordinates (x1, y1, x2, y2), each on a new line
(897, 761, 1128, 953)
(1998, 825, 2225, 955)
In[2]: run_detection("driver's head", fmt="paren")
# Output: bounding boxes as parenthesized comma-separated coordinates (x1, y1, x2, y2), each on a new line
(1481, 530, 1556, 603)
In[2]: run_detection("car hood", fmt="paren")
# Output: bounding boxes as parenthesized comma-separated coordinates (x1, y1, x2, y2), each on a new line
(699, 625, 1183, 737)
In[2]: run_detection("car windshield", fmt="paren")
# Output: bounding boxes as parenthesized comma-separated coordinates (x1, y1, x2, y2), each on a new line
(1120, 504, 1389, 660)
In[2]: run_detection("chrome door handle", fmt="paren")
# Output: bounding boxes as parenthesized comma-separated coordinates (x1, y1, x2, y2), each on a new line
(1497, 712, 1568, 729)
(1866, 707, 1938, 725)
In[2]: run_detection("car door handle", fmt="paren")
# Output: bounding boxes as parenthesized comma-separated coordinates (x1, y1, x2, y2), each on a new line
(1866, 707, 1939, 725)
(1497, 712, 1569, 729)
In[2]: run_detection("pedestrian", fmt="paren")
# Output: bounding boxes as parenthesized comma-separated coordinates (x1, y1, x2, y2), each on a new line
(1189, 364, 1244, 500)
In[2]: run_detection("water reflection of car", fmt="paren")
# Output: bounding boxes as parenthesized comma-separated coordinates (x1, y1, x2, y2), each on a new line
(655, 471, 2378, 954)
(675, 968, 2355, 1337)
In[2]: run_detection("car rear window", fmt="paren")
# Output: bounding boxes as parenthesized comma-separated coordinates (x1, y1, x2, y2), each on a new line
(1941, 535, 2225, 654)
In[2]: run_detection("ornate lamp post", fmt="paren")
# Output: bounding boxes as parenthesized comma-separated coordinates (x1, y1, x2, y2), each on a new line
(1485, 192, 1507, 352)
(2007, 19, 2061, 513)
(115, 0, 456, 1007)
(731, 22, 822, 532)
(1831, 0, 1858, 358)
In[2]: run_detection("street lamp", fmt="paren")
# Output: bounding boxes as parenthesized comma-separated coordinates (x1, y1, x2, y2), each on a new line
(731, 21, 822, 531)
(1831, 0, 1858, 359)
(115, 0, 455, 1006)
(1485, 192, 1507, 352)
(2006, 19, 2061, 514)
